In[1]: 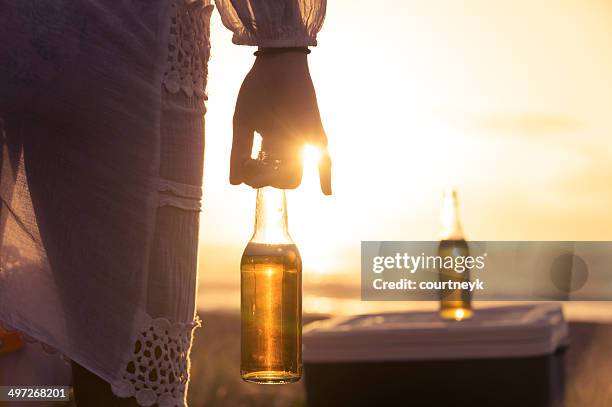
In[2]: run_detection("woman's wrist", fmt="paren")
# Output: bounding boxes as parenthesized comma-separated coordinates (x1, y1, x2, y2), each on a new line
(254, 47, 311, 57)
(252, 49, 310, 74)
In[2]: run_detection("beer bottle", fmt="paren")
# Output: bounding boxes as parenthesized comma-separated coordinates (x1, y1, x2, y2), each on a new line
(241, 153, 302, 383)
(438, 190, 473, 321)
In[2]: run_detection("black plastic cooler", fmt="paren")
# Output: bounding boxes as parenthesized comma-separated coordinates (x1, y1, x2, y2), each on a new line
(303, 304, 568, 407)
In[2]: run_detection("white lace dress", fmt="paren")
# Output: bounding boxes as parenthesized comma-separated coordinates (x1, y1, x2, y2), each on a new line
(0, 1, 325, 406)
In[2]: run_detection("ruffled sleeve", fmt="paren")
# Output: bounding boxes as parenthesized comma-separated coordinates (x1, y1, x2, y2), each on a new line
(214, 0, 326, 47)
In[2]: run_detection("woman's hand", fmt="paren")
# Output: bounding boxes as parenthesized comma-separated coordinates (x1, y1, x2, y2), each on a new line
(230, 50, 332, 195)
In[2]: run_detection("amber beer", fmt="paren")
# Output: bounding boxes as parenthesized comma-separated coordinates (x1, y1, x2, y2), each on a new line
(438, 190, 473, 321)
(241, 182, 302, 384)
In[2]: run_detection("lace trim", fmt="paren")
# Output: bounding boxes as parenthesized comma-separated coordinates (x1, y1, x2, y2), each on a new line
(162, 0, 213, 99)
(111, 315, 201, 407)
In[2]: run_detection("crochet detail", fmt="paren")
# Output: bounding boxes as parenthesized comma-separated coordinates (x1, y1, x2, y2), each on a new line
(162, 0, 213, 99)
(112, 315, 201, 407)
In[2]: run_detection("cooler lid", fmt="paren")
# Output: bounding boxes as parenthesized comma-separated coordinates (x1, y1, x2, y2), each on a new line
(303, 304, 569, 362)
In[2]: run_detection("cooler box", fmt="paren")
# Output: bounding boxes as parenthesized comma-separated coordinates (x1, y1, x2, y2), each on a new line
(303, 304, 568, 407)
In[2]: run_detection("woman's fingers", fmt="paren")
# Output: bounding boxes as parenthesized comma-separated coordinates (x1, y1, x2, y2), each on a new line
(232, 111, 304, 190)
(230, 77, 257, 185)
(242, 156, 303, 190)
(229, 120, 255, 185)
(296, 93, 332, 195)
(284, 90, 332, 195)
(319, 148, 333, 196)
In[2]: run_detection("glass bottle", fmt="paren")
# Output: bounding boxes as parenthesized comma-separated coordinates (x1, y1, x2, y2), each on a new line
(240, 158, 302, 384)
(438, 189, 473, 321)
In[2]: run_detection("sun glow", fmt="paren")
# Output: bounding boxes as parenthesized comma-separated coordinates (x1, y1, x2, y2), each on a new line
(288, 145, 335, 276)
(198, 2, 612, 312)
(302, 144, 322, 171)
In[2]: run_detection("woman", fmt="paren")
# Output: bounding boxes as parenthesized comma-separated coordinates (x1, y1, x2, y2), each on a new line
(0, 1, 330, 406)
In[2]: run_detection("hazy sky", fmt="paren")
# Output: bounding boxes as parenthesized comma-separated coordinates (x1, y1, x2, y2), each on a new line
(199, 0, 612, 290)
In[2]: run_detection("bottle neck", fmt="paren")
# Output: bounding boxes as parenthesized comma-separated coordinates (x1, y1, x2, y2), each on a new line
(251, 187, 293, 244)
(440, 190, 465, 241)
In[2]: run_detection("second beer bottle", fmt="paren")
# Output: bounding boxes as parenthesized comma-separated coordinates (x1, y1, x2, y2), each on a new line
(438, 189, 473, 321)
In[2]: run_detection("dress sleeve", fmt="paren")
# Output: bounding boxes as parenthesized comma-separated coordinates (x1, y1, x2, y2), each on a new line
(214, 0, 326, 47)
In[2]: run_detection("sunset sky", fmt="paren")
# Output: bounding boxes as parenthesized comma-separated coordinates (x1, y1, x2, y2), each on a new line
(198, 0, 612, 309)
